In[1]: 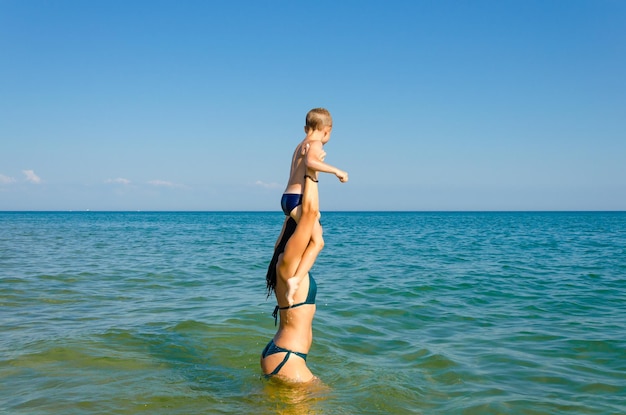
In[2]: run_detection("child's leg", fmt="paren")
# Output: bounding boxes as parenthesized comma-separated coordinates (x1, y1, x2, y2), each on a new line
(284, 217, 323, 305)
(290, 219, 324, 281)
(283, 205, 304, 305)
(279, 178, 319, 280)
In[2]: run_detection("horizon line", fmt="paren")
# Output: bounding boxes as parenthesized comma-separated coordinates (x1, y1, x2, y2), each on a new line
(1, 210, 625, 213)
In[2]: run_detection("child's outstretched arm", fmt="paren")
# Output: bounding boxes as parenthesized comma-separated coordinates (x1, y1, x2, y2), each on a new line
(304, 141, 349, 183)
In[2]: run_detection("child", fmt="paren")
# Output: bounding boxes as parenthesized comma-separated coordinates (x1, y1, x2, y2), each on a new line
(280, 108, 348, 305)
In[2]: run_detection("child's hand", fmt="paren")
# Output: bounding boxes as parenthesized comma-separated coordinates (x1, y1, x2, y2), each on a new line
(336, 170, 348, 183)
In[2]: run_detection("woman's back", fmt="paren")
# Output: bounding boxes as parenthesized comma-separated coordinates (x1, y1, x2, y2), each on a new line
(273, 271, 316, 352)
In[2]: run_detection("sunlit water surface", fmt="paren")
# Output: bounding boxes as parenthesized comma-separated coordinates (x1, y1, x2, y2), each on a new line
(1, 212, 625, 414)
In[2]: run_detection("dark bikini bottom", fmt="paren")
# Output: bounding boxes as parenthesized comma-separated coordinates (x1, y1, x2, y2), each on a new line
(261, 339, 307, 378)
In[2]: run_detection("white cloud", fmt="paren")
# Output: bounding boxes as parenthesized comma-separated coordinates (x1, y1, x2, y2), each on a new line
(23, 170, 41, 184)
(147, 180, 189, 189)
(255, 180, 281, 189)
(105, 177, 131, 185)
(0, 174, 16, 184)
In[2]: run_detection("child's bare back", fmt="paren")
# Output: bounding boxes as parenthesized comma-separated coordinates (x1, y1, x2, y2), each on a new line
(283, 140, 321, 191)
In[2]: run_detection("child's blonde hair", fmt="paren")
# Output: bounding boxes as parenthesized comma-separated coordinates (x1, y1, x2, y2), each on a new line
(305, 108, 332, 133)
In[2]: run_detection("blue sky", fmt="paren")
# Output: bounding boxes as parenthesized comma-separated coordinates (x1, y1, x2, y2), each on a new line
(1, 0, 624, 211)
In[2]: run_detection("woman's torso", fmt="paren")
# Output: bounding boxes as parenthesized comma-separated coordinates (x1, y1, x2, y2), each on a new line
(273, 270, 316, 353)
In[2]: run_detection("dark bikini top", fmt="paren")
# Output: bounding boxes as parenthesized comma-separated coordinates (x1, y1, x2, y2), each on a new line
(272, 274, 317, 326)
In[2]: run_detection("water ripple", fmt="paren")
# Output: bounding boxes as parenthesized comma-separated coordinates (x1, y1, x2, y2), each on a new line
(1, 211, 625, 414)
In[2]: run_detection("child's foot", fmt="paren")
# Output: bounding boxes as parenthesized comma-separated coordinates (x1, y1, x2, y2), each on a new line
(285, 276, 300, 306)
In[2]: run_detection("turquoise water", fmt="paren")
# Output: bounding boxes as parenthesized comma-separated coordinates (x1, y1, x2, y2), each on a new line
(1, 211, 625, 414)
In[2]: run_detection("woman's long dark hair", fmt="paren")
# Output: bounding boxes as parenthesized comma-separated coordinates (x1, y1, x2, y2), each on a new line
(266, 217, 298, 297)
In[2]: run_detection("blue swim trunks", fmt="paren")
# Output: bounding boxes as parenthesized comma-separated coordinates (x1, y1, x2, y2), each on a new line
(281, 193, 302, 216)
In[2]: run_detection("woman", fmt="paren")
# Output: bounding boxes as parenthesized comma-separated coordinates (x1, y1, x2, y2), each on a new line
(261, 173, 320, 383)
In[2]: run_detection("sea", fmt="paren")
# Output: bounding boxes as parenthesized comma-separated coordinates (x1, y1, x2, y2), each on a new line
(1, 211, 625, 415)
